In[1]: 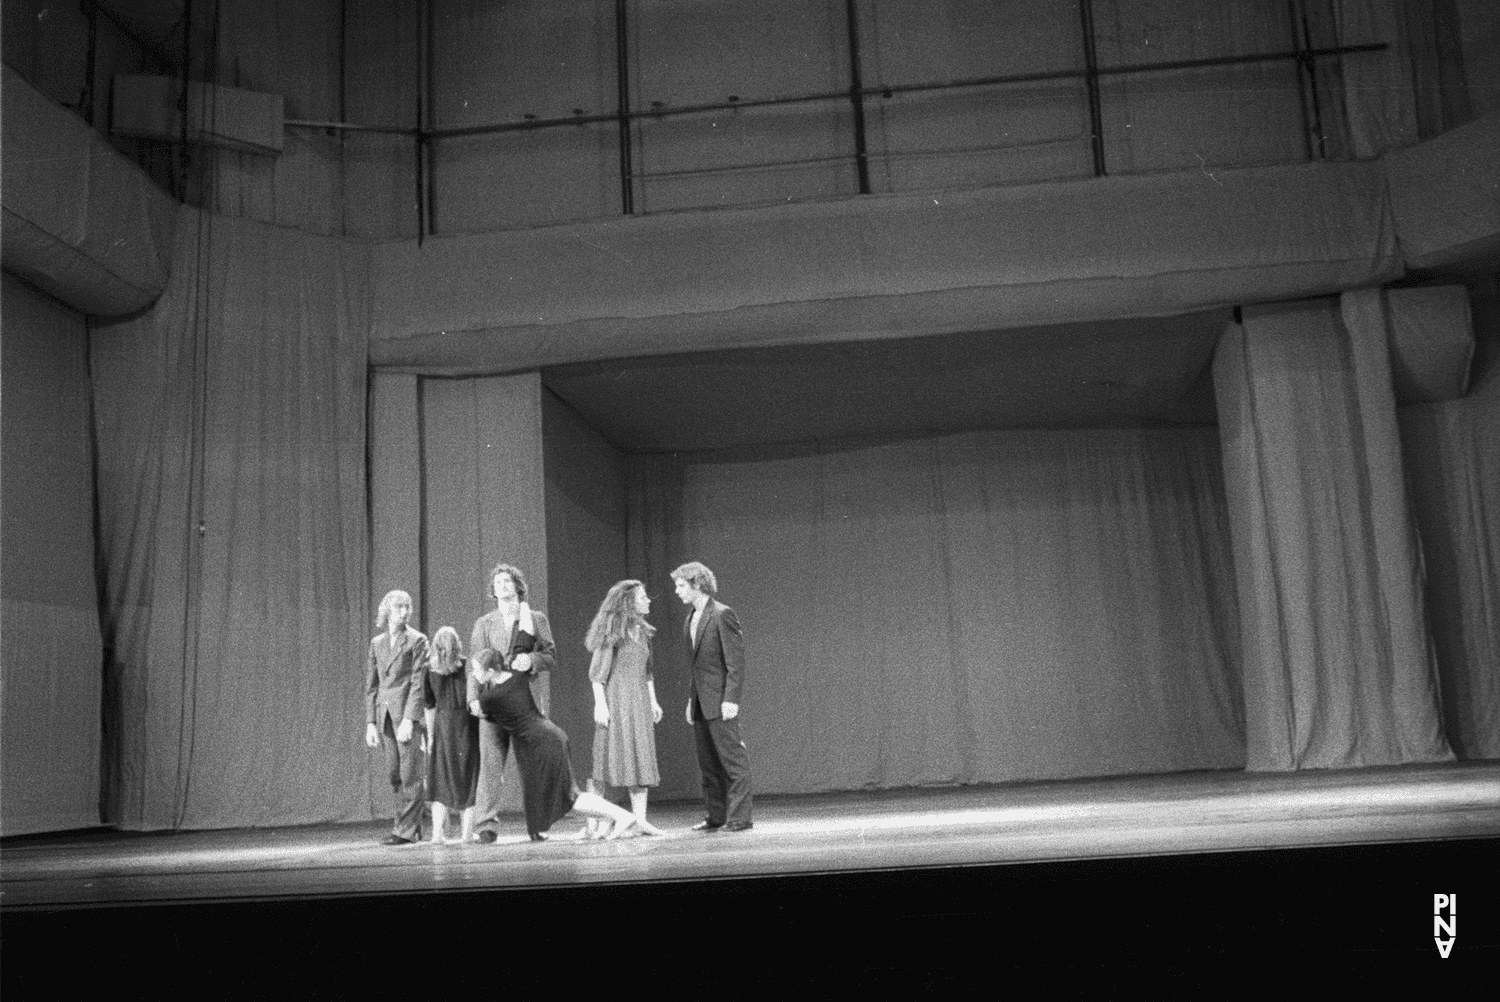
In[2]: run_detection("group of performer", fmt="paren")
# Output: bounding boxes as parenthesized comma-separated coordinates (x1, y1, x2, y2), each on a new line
(364, 561, 754, 845)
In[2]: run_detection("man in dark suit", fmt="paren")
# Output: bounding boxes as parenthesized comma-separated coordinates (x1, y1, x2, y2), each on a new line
(364, 588, 429, 845)
(672, 561, 753, 832)
(466, 562, 556, 843)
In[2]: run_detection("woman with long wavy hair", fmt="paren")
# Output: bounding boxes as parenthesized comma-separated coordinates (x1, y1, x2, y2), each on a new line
(583, 579, 664, 837)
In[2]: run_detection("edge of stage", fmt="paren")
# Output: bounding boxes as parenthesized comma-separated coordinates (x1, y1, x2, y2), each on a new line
(3, 762, 1496, 986)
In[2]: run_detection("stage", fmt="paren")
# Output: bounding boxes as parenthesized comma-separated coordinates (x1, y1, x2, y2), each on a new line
(3, 762, 1496, 908)
(3, 762, 1495, 988)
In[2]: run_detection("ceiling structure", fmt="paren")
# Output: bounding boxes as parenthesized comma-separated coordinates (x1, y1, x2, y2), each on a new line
(543, 308, 1229, 453)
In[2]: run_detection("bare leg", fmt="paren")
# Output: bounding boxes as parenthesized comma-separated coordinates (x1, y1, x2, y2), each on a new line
(430, 802, 449, 845)
(582, 779, 603, 840)
(572, 791, 663, 839)
(628, 786, 649, 824)
(459, 806, 475, 843)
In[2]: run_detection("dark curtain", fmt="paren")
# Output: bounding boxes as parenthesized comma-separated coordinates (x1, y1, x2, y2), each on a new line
(90, 207, 371, 830)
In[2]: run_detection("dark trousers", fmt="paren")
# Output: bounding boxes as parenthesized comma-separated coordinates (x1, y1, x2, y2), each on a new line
(381, 716, 426, 840)
(693, 699, 753, 826)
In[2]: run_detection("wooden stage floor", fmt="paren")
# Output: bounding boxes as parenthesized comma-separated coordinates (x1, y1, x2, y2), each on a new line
(4, 761, 1497, 909)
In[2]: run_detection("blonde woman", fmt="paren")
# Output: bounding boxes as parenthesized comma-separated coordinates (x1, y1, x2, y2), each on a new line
(422, 626, 479, 844)
(583, 580, 663, 837)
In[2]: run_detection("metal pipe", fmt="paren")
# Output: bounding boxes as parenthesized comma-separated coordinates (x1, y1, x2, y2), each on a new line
(415, 0, 429, 241)
(285, 42, 1388, 147)
(1287, 0, 1315, 161)
(1299, 2, 1328, 159)
(614, 0, 635, 215)
(1078, 0, 1107, 177)
(844, 0, 871, 194)
(285, 119, 416, 134)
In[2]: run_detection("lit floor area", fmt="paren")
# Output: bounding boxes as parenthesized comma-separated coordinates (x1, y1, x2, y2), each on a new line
(4, 761, 1496, 908)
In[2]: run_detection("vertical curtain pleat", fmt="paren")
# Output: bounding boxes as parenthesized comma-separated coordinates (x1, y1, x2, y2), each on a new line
(1398, 296, 1500, 760)
(1213, 296, 1452, 770)
(416, 372, 548, 812)
(91, 205, 372, 830)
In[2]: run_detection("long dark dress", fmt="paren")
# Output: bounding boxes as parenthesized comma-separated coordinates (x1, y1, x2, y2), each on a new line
(475, 633, 580, 838)
(423, 659, 479, 810)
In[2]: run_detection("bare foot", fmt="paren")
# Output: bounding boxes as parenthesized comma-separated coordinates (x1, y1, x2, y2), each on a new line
(632, 816, 664, 836)
(604, 815, 637, 840)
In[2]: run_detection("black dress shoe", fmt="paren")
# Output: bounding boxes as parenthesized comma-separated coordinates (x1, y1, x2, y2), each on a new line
(723, 821, 754, 832)
(381, 833, 415, 845)
(475, 830, 498, 844)
(691, 820, 724, 832)
(529, 832, 547, 842)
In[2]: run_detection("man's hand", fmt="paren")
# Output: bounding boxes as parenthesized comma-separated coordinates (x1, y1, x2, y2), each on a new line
(685, 699, 694, 725)
(468, 699, 481, 717)
(721, 701, 739, 721)
(511, 653, 532, 674)
(365, 722, 379, 748)
(396, 718, 414, 744)
(651, 701, 664, 724)
(594, 702, 610, 727)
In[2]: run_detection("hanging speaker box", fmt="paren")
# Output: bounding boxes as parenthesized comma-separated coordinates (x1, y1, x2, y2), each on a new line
(110, 74, 284, 155)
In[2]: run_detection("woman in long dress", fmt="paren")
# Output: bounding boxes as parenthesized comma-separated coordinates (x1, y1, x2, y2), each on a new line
(583, 580, 663, 837)
(471, 639, 660, 841)
(422, 626, 479, 844)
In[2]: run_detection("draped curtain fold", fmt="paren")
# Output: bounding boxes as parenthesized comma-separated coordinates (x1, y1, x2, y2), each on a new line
(90, 206, 372, 830)
(1213, 295, 1452, 770)
(626, 428, 1245, 797)
(1398, 300, 1500, 761)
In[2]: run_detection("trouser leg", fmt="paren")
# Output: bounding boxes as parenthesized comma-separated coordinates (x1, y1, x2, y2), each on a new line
(693, 701, 728, 824)
(383, 717, 425, 840)
(473, 718, 510, 832)
(706, 716, 753, 826)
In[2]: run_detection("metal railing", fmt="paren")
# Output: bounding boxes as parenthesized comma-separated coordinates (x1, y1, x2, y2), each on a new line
(284, 0, 1388, 235)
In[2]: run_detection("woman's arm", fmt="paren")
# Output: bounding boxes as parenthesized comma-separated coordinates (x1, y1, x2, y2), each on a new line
(647, 678, 663, 724)
(592, 680, 610, 726)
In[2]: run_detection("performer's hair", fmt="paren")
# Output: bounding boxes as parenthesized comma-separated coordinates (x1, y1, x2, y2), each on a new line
(376, 589, 412, 630)
(430, 625, 463, 673)
(584, 579, 656, 652)
(670, 561, 717, 597)
(489, 562, 529, 601)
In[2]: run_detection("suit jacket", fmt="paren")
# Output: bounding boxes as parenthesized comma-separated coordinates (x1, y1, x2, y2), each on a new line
(685, 599, 746, 721)
(366, 627, 430, 730)
(466, 607, 556, 705)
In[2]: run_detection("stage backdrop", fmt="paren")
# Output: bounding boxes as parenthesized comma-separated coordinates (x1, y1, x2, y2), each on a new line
(622, 427, 1246, 799)
(89, 207, 372, 831)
